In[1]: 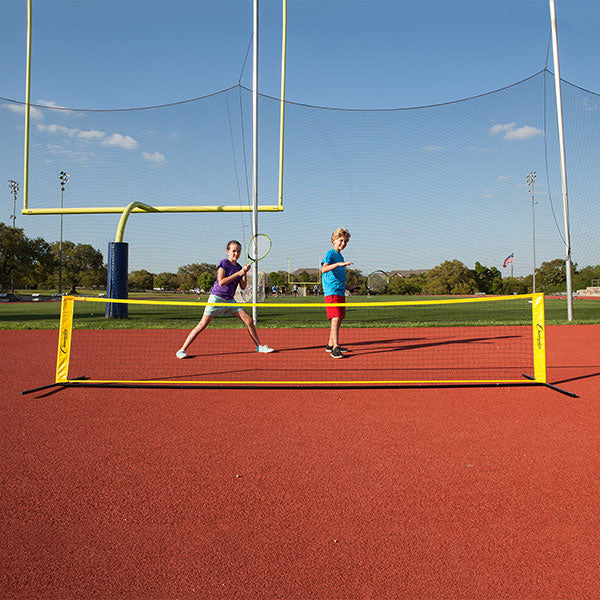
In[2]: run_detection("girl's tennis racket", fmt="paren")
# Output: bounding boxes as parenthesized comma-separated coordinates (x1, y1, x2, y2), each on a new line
(247, 233, 272, 264)
(366, 270, 389, 293)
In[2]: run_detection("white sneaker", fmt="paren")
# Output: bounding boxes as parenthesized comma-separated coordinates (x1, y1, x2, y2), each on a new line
(176, 349, 188, 359)
(256, 345, 275, 353)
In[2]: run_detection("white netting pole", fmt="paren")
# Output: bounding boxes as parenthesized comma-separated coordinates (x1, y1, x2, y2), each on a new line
(549, 0, 573, 321)
(251, 0, 259, 324)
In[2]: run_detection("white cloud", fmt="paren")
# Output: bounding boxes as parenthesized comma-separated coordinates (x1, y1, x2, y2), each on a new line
(7, 103, 43, 119)
(36, 99, 85, 118)
(490, 122, 542, 140)
(78, 129, 105, 140)
(102, 133, 139, 150)
(38, 123, 106, 141)
(422, 145, 442, 152)
(142, 151, 166, 164)
(504, 125, 543, 140)
(498, 175, 509, 181)
(37, 100, 64, 108)
(37, 120, 152, 160)
(38, 123, 79, 136)
(490, 123, 516, 136)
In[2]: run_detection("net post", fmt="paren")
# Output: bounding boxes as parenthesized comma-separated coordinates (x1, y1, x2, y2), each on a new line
(56, 295, 75, 383)
(531, 292, 547, 383)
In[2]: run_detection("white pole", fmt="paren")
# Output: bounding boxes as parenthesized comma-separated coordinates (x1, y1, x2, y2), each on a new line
(278, 0, 287, 210)
(549, 0, 574, 320)
(59, 188, 63, 294)
(23, 0, 33, 212)
(527, 172, 536, 293)
(251, 0, 259, 324)
(532, 182, 536, 293)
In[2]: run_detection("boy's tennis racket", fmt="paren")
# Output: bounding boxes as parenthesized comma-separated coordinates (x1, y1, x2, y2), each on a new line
(247, 233, 272, 264)
(366, 270, 389, 293)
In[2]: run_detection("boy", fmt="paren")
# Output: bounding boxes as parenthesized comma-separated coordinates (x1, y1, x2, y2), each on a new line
(176, 240, 274, 358)
(321, 228, 353, 359)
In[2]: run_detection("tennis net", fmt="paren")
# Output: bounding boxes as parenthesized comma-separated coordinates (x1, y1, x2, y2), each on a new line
(56, 293, 546, 387)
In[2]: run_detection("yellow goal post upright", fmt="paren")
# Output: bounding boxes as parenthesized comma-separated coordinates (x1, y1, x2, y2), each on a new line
(21, 0, 288, 217)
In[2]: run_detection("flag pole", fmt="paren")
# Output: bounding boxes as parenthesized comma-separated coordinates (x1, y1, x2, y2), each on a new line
(549, 0, 574, 320)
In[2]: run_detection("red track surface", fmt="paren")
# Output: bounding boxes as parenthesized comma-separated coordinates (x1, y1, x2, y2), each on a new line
(2, 325, 599, 599)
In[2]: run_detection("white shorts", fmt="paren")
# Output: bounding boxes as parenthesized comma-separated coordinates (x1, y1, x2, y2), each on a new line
(203, 294, 244, 317)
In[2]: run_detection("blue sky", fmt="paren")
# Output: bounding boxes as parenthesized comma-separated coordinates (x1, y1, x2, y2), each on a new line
(1, 0, 599, 277)
(2, 0, 599, 108)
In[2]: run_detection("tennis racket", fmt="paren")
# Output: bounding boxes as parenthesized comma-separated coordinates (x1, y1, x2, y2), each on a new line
(246, 233, 272, 264)
(366, 270, 389, 293)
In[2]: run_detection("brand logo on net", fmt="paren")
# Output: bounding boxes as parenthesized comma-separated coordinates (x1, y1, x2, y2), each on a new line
(60, 328, 69, 354)
(536, 324, 544, 349)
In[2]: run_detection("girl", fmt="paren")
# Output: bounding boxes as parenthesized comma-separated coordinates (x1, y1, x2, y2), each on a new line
(176, 240, 274, 358)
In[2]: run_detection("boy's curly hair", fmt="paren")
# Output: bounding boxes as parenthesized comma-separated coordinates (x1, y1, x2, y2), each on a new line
(331, 227, 351, 243)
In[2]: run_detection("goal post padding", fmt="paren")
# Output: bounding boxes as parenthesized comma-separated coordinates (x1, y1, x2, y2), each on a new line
(106, 242, 129, 319)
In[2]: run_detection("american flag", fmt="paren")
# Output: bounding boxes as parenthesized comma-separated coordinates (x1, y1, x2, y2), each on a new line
(503, 253, 514, 268)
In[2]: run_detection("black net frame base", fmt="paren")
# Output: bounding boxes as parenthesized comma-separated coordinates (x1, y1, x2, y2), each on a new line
(21, 376, 577, 398)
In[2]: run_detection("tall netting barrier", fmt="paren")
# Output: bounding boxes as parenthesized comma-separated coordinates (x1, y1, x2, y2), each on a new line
(234, 270, 266, 302)
(56, 294, 546, 387)
(1, 70, 600, 289)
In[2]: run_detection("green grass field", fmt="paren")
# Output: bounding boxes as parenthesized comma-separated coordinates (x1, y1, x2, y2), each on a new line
(1, 291, 598, 330)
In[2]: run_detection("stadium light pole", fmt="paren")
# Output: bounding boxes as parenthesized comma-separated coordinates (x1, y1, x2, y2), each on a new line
(59, 171, 70, 295)
(549, 0, 573, 320)
(8, 180, 19, 228)
(8, 180, 20, 293)
(527, 172, 537, 293)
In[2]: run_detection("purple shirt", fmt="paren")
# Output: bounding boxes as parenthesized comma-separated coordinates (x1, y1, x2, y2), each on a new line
(210, 259, 242, 300)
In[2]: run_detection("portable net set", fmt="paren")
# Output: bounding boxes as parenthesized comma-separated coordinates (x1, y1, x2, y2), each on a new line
(55, 294, 546, 387)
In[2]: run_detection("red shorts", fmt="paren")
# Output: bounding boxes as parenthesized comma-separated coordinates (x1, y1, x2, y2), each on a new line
(325, 295, 346, 320)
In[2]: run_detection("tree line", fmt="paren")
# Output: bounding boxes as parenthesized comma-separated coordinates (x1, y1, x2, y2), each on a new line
(2, 223, 599, 295)
(0, 223, 105, 292)
(383, 259, 599, 296)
